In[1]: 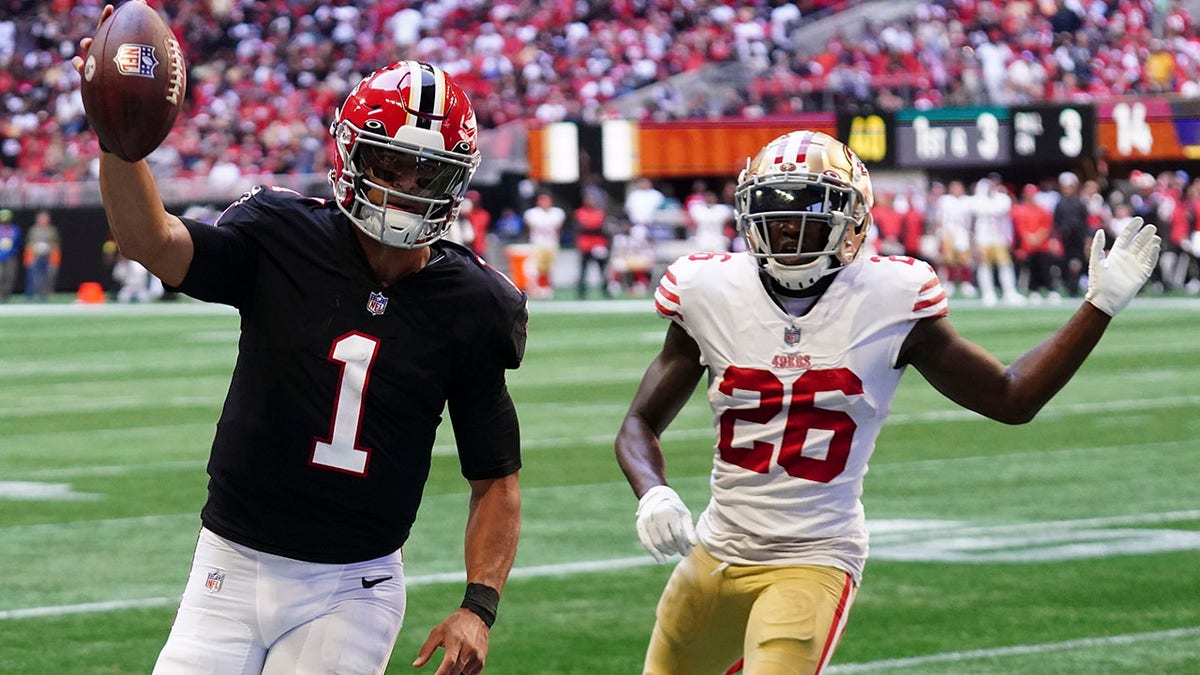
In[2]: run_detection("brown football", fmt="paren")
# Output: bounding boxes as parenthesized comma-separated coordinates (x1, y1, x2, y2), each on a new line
(80, 1, 187, 162)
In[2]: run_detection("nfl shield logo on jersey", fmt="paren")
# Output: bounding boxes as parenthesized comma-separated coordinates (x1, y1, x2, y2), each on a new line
(205, 569, 225, 594)
(784, 326, 801, 345)
(367, 291, 389, 316)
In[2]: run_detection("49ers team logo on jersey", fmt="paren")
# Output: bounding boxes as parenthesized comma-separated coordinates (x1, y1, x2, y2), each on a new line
(367, 291, 389, 316)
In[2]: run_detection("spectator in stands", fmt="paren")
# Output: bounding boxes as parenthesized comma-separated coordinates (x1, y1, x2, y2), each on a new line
(1054, 171, 1091, 297)
(972, 176, 1024, 306)
(524, 192, 566, 299)
(1012, 183, 1062, 304)
(23, 210, 60, 302)
(0, 209, 19, 302)
(573, 193, 612, 299)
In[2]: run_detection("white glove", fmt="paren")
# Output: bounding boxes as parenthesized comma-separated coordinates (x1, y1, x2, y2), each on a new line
(1085, 217, 1161, 317)
(635, 485, 698, 564)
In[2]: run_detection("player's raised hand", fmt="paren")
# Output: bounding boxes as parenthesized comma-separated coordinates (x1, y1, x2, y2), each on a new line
(69, 4, 114, 75)
(1085, 216, 1161, 317)
(635, 485, 698, 563)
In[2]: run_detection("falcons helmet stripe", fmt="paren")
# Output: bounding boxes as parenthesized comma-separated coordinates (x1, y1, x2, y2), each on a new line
(329, 60, 479, 248)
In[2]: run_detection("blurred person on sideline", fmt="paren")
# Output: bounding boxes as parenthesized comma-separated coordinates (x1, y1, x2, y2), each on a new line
(971, 176, 1024, 306)
(23, 210, 60, 302)
(75, 18, 525, 673)
(687, 190, 735, 254)
(112, 253, 152, 303)
(523, 191, 565, 299)
(935, 180, 976, 298)
(1011, 183, 1062, 304)
(462, 190, 491, 258)
(615, 130, 1160, 675)
(1053, 171, 1090, 297)
(869, 190, 905, 256)
(573, 192, 612, 299)
(0, 208, 19, 302)
(625, 177, 667, 240)
(609, 220, 656, 296)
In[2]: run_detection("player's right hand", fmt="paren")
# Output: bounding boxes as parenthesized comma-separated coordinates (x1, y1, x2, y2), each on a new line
(635, 485, 698, 563)
(1085, 216, 1161, 317)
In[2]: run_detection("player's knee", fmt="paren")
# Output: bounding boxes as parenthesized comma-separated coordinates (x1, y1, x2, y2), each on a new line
(748, 637, 818, 675)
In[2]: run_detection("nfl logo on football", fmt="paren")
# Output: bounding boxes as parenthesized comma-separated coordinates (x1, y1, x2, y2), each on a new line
(367, 291, 389, 316)
(113, 43, 158, 78)
(784, 326, 801, 345)
(205, 569, 225, 594)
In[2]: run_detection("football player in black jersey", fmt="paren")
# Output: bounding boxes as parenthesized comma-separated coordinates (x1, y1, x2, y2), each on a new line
(75, 12, 525, 672)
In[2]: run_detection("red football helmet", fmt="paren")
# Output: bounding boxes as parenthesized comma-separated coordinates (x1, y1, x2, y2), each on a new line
(735, 130, 874, 290)
(329, 61, 480, 248)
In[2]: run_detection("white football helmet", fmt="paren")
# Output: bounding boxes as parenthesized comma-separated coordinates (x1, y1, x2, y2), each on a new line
(329, 60, 480, 248)
(735, 130, 874, 290)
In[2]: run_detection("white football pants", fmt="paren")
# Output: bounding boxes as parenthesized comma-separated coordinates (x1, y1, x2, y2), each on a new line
(154, 528, 406, 675)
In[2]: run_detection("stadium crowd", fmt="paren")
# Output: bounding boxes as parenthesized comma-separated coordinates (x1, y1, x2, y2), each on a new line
(2, 0, 1199, 187)
(2, 0, 1198, 302)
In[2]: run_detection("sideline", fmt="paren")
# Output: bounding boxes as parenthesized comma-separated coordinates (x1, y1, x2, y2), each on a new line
(2, 295, 1200, 318)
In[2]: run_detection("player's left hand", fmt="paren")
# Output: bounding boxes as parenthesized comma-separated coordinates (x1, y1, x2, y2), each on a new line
(635, 485, 698, 563)
(412, 609, 489, 674)
(1085, 216, 1161, 317)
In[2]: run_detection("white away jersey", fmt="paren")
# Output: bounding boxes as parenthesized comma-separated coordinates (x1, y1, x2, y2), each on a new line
(654, 252, 948, 582)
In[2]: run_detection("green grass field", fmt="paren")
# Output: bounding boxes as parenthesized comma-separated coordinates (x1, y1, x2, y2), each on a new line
(2, 297, 1198, 674)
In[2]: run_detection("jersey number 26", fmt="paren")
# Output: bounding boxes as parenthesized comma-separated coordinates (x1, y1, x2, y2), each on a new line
(717, 366, 862, 483)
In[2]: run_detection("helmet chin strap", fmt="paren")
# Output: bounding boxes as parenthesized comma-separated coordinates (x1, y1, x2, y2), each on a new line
(764, 256, 833, 290)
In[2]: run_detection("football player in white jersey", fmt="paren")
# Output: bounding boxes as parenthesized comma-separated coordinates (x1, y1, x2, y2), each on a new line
(615, 130, 1161, 675)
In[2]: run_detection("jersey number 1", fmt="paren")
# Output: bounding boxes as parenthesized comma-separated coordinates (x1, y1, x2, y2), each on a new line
(311, 332, 380, 475)
(717, 367, 862, 483)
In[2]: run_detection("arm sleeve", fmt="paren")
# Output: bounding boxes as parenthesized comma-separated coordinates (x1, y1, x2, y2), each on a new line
(168, 192, 268, 307)
(447, 366, 521, 480)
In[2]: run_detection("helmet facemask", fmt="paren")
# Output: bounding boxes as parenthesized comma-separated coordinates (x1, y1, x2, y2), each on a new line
(331, 121, 478, 248)
(734, 130, 873, 290)
(736, 172, 869, 290)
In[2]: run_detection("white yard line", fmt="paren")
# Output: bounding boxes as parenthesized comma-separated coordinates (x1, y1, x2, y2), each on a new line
(7, 432, 1193, 482)
(828, 626, 1200, 672)
(0, 556, 652, 621)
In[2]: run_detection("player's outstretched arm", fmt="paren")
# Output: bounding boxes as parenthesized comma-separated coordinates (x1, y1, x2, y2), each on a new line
(902, 218, 1160, 424)
(71, 5, 193, 287)
(413, 473, 519, 675)
(616, 322, 705, 561)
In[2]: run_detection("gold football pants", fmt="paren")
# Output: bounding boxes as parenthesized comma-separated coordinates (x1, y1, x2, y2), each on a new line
(644, 544, 855, 675)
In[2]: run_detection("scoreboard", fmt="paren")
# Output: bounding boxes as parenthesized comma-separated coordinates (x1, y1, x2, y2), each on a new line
(1010, 104, 1094, 164)
(894, 107, 1010, 168)
(840, 104, 1102, 170)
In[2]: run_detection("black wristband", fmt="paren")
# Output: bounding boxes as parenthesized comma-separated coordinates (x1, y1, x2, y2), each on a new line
(460, 583, 499, 628)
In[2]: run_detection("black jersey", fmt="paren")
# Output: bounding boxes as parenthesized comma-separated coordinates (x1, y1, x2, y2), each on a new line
(174, 186, 527, 563)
